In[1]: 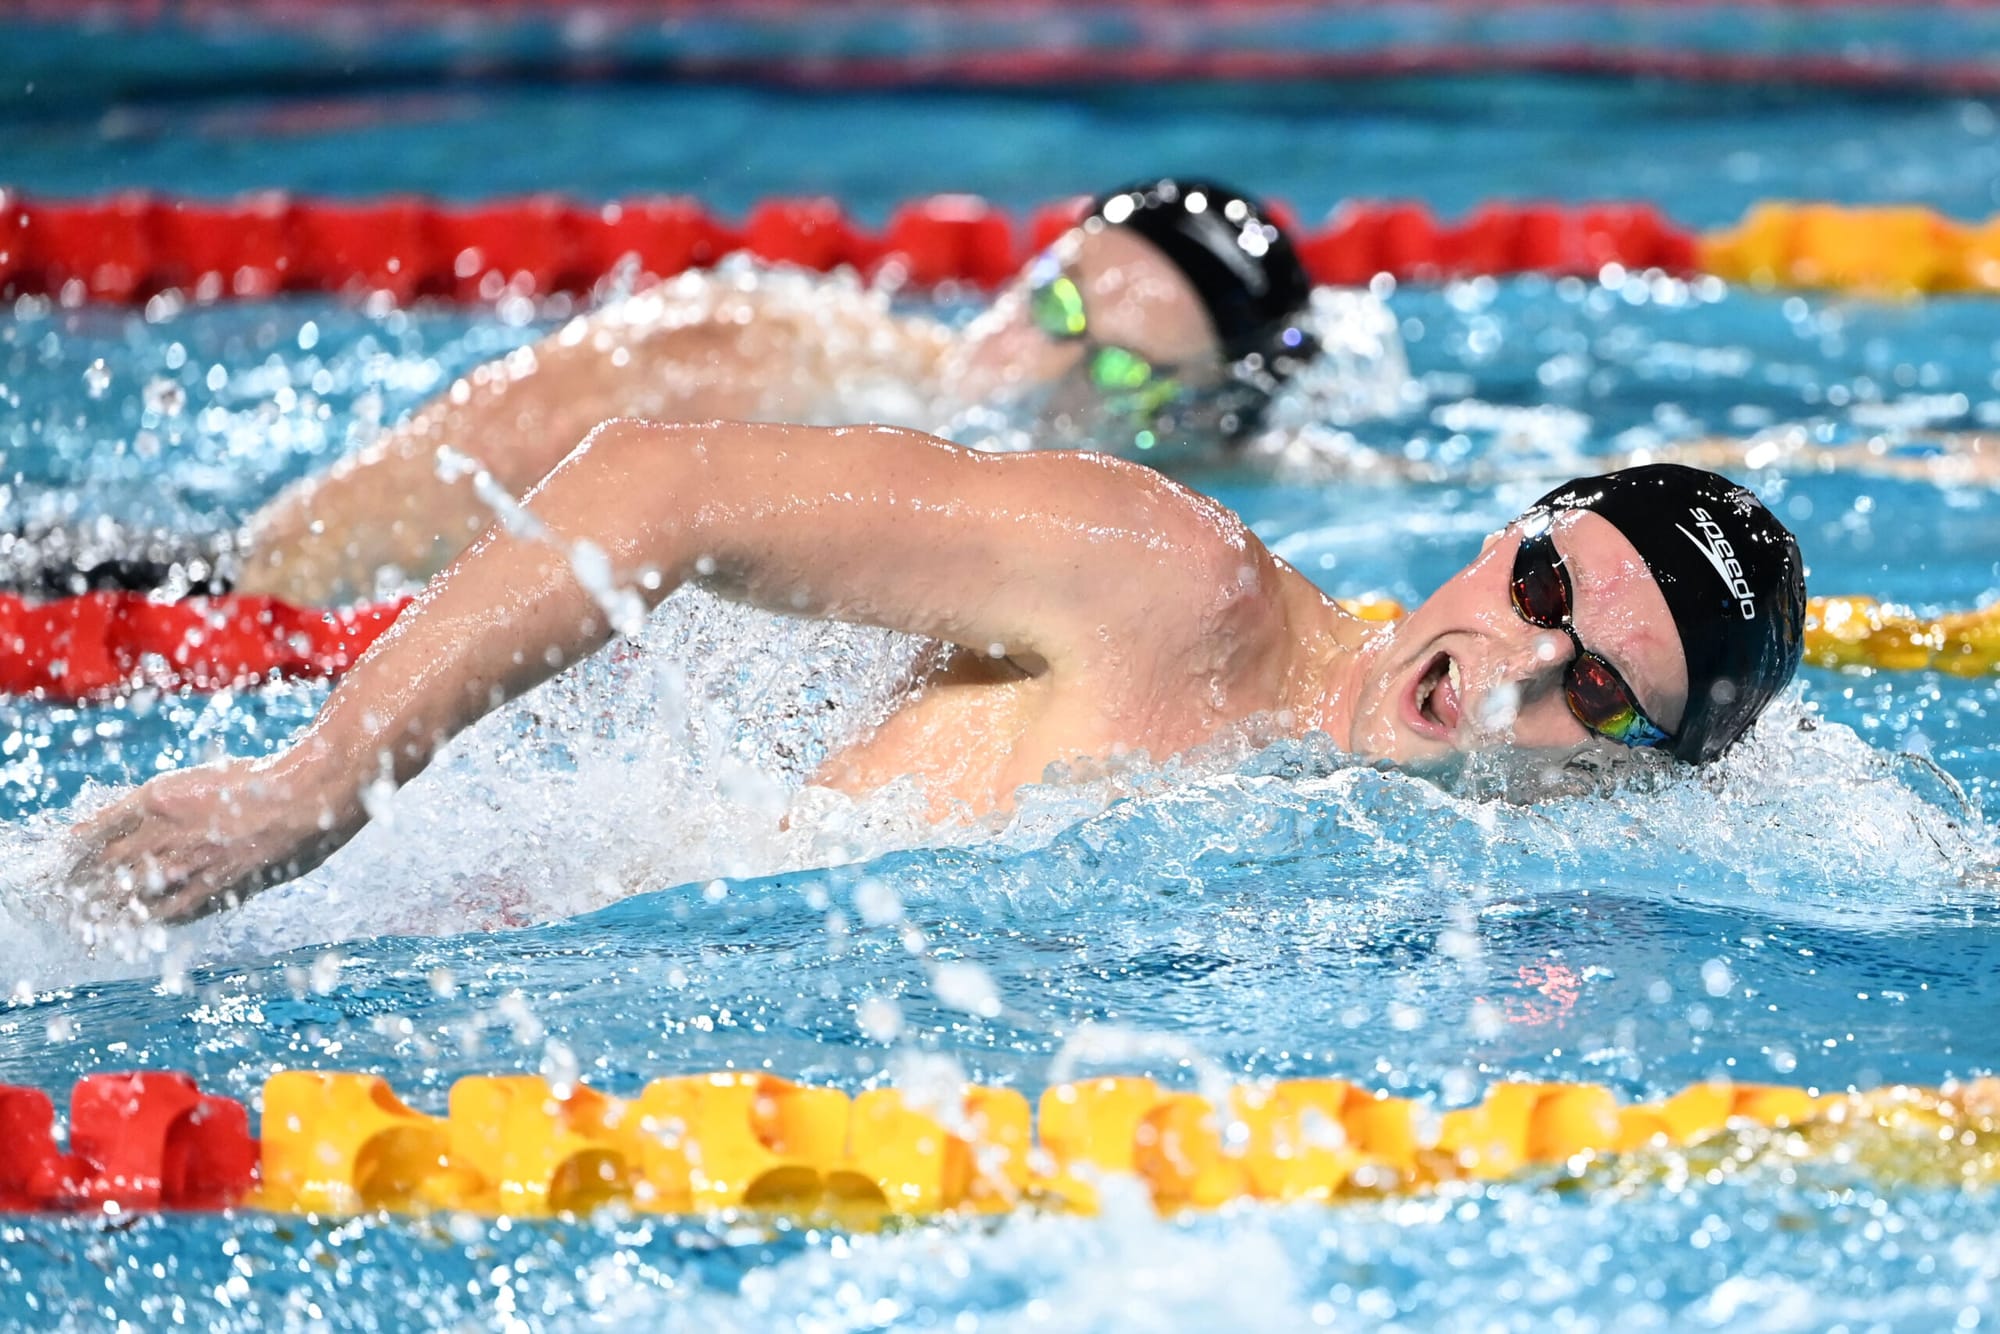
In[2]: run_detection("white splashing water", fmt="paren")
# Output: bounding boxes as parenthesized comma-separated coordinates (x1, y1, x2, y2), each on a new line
(1, 591, 1986, 993)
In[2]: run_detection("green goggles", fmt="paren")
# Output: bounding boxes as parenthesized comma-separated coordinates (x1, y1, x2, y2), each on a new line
(1025, 267, 1184, 425)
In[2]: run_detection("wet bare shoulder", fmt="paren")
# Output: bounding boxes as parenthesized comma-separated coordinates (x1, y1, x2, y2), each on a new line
(1041, 452, 1294, 676)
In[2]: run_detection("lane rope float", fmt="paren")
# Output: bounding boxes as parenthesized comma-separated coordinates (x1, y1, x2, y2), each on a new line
(1803, 596, 2000, 677)
(0, 189, 1694, 303)
(0, 590, 410, 700)
(8, 189, 1994, 305)
(1, 1069, 1992, 1220)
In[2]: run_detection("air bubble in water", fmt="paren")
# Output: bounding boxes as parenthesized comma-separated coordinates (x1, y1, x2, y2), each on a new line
(82, 358, 110, 398)
(540, 1038, 580, 1092)
(308, 950, 343, 995)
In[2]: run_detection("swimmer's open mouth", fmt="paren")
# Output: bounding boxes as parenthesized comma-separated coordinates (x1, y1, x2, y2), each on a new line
(1409, 650, 1465, 740)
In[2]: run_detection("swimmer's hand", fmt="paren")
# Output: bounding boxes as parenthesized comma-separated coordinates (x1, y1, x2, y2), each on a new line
(64, 753, 358, 926)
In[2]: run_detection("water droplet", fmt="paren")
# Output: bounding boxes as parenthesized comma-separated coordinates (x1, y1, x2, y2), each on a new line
(932, 960, 1001, 1018)
(308, 951, 344, 996)
(858, 996, 902, 1042)
(855, 877, 902, 927)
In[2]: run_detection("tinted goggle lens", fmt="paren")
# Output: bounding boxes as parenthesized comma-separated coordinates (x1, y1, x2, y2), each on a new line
(1564, 652, 1662, 746)
(1028, 275, 1088, 339)
(1509, 534, 1571, 629)
(1087, 346, 1180, 418)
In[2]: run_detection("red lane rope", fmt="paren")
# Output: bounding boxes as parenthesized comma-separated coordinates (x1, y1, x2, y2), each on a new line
(0, 1073, 257, 1213)
(0, 189, 1697, 303)
(0, 592, 409, 701)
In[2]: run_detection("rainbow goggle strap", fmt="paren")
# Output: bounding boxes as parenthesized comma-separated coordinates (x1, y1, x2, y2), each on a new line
(1510, 514, 1676, 751)
(1024, 257, 1185, 424)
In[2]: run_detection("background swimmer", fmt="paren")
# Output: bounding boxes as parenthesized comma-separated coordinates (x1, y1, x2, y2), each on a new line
(17, 178, 1319, 608)
(63, 418, 1803, 925)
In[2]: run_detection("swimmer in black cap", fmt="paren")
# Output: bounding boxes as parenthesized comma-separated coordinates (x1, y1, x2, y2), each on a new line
(68, 418, 1803, 924)
(940, 178, 1317, 450)
(16, 177, 1327, 607)
(1528, 465, 1806, 763)
(1347, 462, 1805, 766)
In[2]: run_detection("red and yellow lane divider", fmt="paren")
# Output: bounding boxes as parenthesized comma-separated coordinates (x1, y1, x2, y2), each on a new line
(1, 1070, 1994, 1218)
(5, 188, 1996, 305)
(0, 590, 1988, 702)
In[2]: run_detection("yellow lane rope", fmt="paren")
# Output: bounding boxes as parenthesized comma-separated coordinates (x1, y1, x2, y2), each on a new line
(1701, 203, 2000, 297)
(1805, 596, 2000, 675)
(249, 1072, 1999, 1219)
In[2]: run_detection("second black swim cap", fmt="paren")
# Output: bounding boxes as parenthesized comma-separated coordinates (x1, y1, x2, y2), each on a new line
(1087, 178, 1316, 432)
(1533, 464, 1807, 765)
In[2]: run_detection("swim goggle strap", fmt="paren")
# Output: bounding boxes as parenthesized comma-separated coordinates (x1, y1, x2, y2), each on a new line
(1509, 516, 1675, 751)
(1025, 261, 1186, 425)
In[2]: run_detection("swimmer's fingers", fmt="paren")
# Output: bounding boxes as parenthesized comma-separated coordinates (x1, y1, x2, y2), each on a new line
(149, 875, 256, 925)
(63, 800, 148, 895)
(69, 834, 254, 927)
(69, 800, 143, 856)
(62, 771, 253, 924)
(62, 755, 352, 927)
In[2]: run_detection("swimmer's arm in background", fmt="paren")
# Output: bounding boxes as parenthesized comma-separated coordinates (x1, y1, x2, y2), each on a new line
(234, 293, 935, 605)
(1620, 430, 2000, 484)
(68, 419, 1284, 922)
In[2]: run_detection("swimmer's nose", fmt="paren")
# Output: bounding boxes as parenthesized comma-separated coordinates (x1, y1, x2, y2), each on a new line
(1494, 625, 1576, 700)
(1459, 627, 1574, 738)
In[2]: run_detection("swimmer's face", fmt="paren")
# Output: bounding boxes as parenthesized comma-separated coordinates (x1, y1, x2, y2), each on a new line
(1344, 511, 1690, 765)
(945, 224, 1231, 451)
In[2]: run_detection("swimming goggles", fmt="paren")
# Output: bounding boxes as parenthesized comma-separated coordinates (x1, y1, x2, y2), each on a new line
(1509, 518, 1675, 750)
(1024, 260, 1184, 424)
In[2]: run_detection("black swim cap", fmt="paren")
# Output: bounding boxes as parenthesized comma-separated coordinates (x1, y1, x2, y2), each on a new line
(1532, 464, 1806, 765)
(1087, 178, 1316, 435)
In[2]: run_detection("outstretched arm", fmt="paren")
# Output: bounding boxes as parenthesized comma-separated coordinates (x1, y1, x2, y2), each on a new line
(69, 418, 1279, 921)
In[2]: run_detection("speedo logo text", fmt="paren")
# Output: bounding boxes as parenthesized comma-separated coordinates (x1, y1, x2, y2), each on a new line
(1676, 508, 1757, 619)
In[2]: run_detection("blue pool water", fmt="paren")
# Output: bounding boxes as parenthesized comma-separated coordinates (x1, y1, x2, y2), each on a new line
(2, 66, 1999, 1331)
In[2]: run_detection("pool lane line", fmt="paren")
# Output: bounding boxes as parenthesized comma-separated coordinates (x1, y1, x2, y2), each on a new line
(5, 190, 2000, 305)
(1, 1070, 1994, 1219)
